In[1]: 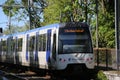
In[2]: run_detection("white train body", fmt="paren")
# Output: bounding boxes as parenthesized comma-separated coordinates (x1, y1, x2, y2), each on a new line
(0, 22, 94, 71)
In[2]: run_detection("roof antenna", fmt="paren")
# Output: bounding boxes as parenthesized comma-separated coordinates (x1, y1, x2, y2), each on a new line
(71, 13, 74, 22)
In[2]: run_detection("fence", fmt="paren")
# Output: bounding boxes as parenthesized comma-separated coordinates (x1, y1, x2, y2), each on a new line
(94, 48, 117, 70)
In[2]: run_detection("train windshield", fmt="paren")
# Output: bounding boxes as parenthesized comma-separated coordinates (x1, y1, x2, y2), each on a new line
(58, 27, 93, 54)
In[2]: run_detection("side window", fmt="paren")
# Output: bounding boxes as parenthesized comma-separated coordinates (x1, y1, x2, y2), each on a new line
(52, 34, 56, 60)
(29, 36, 35, 51)
(0, 39, 2, 52)
(39, 35, 42, 51)
(18, 38, 23, 51)
(39, 34, 46, 51)
(43, 34, 46, 51)
(2, 40, 7, 51)
(11, 39, 16, 52)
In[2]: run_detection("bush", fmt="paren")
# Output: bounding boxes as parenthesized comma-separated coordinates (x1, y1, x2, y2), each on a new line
(96, 70, 108, 80)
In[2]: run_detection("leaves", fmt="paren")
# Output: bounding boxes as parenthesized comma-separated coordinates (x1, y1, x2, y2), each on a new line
(4, 25, 28, 34)
(3, 0, 46, 29)
(2, 0, 115, 48)
(43, 0, 93, 25)
(92, 0, 115, 48)
(96, 70, 108, 80)
(3, 0, 19, 17)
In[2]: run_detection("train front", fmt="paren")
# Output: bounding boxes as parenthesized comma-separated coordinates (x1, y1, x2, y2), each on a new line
(55, 23, 94, 72)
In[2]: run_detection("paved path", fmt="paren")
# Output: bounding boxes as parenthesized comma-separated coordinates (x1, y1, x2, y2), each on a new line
(104, 71, 120, 80)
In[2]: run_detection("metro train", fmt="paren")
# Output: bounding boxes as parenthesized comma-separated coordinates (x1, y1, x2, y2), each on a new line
(0, 22, 94, 75)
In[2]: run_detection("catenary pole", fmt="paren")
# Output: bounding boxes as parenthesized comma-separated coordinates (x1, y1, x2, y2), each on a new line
(115, 0, 120, 70)
(95, 0, 98, 48)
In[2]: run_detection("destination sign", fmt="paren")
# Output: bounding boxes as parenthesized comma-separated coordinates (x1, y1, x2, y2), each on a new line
(64, 29, 84, 33)
(59, 27, 88, 35)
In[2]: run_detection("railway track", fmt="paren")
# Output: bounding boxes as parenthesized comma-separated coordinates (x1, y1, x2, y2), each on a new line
(0, 68, 94, 80)
(0, 70, 51, 80)
(0, 63, 98, 80)
(0, 64, 51, 80)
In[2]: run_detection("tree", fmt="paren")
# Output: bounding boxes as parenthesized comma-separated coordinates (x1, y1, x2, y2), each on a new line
(43, 0, 72, 25)
(92, 0, 115, 48)
(2, 0, 46, 29)
(3, 25, 28, 34)
(43, 0, 94, 25)
(2, 0, 115, 48)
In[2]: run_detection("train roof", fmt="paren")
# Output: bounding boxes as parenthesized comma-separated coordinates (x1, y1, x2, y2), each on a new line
(0, 22, 88, 39)
(26, 23, 59, 33)
(25, 22, 88, 33)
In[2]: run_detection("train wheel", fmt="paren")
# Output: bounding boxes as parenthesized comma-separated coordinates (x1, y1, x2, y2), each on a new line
(35, 69, 47, 76)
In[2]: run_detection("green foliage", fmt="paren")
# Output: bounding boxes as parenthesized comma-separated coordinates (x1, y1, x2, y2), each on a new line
(3, 25, 28, 34)
(3, 0, 46, 29)
(2, 0, 115, 48)
(43, 0, 94, 25)
(3, 0, 19, 17)
(92, 0, 115, 48)
(94, 26, 115, 48)
(96, 71, 108, 80)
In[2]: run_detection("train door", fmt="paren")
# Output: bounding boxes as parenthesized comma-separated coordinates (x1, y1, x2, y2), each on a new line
(11, 37, 17, 64)
(34, 32, 39, 67)
(38, 32, 47, 69)
(29, 35, 35, 67)
(15, 37, 22, 65)
(46, 29, 51, 66)
(50, 29, 57, 69)
(28, 33, 39, 67)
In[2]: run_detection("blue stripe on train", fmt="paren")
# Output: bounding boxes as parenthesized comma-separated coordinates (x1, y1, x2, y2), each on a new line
(35, 32, 39, 61)
(46, 29, 51, 62)
(26, 34, 29, 61)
